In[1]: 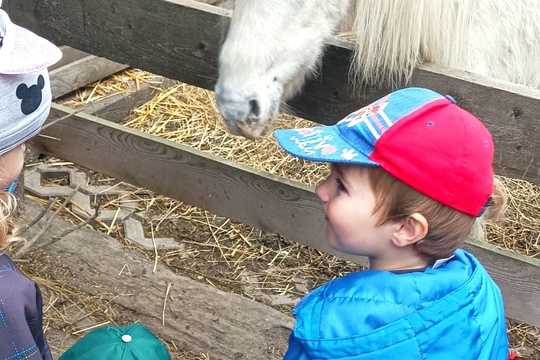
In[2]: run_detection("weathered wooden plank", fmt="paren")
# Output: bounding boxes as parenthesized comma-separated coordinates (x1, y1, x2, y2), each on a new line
(48, 46, 89, 71)
(7, 0, 540, 184)
(75, 77, 178, 123)
(50, 55, 129, 99)
(20, 200, 292, 359)
(4, 0, 229, 91)
(28, 104, 540, 328)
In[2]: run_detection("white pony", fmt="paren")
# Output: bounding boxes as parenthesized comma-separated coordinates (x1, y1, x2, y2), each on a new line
(215, 0, 540, 139)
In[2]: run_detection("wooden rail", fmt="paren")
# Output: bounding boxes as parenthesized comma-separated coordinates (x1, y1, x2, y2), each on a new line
(5, 1, 540, 329)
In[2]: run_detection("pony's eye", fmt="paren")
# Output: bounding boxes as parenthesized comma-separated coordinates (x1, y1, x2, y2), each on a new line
(273, 76, 278, 82)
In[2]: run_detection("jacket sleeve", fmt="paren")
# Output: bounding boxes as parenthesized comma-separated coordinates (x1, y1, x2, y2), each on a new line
(0, 256, 52, 360)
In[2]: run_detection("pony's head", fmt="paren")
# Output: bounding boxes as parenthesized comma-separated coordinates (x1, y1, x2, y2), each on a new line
(215, 0, 350, 139)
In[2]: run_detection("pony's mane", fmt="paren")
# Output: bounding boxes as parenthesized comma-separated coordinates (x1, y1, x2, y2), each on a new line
(350, 0, 540, 89)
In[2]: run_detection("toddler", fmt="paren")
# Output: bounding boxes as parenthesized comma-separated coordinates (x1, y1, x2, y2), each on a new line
(275, 87, 508, 359)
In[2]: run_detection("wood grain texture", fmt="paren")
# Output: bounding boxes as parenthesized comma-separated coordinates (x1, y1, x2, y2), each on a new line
(4, 0, 228, 90)
(31, 103, 339, 261)
(48, 46, 89, 71)
(30, 105, 540, 328)
(50, 55, 129, 99)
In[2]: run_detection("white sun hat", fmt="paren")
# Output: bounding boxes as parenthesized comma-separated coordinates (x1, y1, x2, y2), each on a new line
(0, 8, 62, 155)
(0, 8, 61, 74)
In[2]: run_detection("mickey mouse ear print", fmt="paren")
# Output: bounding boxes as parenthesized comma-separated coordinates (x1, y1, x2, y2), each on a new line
(0, 9, 62, 74)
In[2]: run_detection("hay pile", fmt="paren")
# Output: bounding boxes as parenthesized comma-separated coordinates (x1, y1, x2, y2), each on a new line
(51, 68, 540, 358)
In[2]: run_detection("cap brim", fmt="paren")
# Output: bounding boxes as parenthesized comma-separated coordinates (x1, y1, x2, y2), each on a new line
(274, 125, 379, 166)
(0, 10, 62, 74)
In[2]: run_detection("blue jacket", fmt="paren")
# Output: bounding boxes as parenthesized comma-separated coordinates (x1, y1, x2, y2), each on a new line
(284, 249, 508, 359)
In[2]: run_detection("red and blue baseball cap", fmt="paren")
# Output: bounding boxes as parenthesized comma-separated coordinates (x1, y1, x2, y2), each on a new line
(274, 87, 494, 217)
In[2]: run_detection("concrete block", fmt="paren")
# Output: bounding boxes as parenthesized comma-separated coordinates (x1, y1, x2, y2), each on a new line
(124, 218, 182, 250)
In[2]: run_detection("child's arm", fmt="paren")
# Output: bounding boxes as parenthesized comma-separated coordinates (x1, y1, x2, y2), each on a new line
(0, 257, 51, 359)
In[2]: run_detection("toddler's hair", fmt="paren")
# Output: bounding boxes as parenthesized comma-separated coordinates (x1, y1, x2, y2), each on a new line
(0, 193, 17, 251)
(364, 167, 507, 262)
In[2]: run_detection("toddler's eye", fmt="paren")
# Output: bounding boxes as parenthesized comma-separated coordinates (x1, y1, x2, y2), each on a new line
(336, 179, 346, 192)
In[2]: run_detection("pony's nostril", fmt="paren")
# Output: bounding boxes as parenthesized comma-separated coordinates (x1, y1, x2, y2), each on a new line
(249, 99, 261, 117)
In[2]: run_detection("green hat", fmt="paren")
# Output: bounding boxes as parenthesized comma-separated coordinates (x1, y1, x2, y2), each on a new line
(59, 323, 171, 360)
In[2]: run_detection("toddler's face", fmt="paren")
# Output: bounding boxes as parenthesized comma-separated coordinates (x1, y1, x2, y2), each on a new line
(0, 143, 25, 191)
(315, 164, 397, 259)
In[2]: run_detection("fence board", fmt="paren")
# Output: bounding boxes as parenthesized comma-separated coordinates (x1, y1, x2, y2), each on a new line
(50, 55, 129, 99)
(70, 77, 178, 122)
(48, 46, 89, 71)
(28, 104, 540, 328)
(31, 103, 334, 259)
(4, 0, 228, 91)
(21, 200, 292, 359)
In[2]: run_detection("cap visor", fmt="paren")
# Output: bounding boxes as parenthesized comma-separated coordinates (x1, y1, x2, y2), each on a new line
(274, 126, 379, 166)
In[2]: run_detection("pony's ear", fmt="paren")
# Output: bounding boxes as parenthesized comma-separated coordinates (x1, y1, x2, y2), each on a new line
(391, 213, 428, 247)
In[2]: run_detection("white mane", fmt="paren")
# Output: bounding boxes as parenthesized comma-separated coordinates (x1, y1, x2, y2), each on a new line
(215, 0, 540, 138)
(352, 0, 540, 88)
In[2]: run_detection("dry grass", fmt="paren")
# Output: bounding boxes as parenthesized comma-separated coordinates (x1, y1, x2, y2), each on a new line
(487, 177, 540, 258)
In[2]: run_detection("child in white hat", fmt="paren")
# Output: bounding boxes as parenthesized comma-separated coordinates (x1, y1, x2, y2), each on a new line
(0, 7, 62, 360)
(275, 87, 509, 359)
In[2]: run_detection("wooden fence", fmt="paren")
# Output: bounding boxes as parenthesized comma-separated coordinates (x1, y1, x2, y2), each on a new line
(4, 0, 540, 329)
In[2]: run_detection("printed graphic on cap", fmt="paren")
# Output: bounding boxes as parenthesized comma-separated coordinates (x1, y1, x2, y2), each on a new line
(16, 74, 45, 115)
(338, 93, 391, 140)
(286, 93, 393, 161)
(288, 128, 336, 156)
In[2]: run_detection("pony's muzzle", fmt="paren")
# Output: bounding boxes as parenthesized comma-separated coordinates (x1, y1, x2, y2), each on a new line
(236, 114, 268, 139)
(215, 94, 268, 139)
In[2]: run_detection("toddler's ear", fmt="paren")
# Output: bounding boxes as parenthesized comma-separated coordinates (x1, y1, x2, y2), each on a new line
(391, 213, 428, 247)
